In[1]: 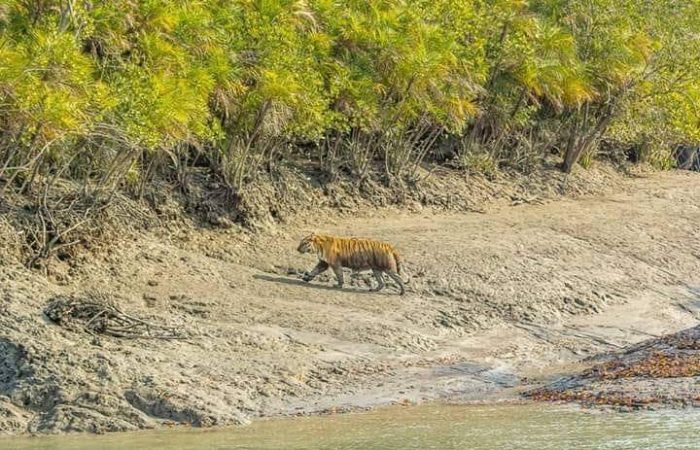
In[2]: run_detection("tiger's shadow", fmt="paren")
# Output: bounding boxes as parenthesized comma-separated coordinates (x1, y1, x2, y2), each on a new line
(253, 274, 384, 295)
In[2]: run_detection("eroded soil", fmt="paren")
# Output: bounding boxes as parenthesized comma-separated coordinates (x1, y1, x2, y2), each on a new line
(1, 170, 699, 434)
(528, 324, 700, 408)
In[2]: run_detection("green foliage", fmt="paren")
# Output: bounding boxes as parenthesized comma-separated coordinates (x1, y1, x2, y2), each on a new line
(0, 0, 698, 194)
(457, 146, 499, 177)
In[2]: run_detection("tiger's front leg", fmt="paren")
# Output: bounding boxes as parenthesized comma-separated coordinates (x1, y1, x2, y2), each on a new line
(303, 261, 329, 282)
(332, 265, 344, 289)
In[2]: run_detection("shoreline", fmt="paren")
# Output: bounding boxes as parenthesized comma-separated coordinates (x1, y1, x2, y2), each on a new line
(0, 169, 699, 437)
(3, 398, 700, 447)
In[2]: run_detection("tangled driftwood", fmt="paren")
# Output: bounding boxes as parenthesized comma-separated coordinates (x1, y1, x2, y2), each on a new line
(45, 294, 188, 340)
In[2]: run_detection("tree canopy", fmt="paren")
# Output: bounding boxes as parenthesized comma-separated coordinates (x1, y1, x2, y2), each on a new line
(1, 0, 698, 192)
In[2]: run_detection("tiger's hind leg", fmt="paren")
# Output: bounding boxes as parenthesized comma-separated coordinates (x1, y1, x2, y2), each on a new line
(332, 265, 344, 289)
(370, 269, 385, 292)
(386, 271, 405, 296)
(303, 261, 328, 282)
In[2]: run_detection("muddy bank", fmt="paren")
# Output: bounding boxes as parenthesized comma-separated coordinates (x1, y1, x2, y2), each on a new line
(0, 169, 699, 435)
(0, 160, 624, 271)
(528, 324, 700, 409)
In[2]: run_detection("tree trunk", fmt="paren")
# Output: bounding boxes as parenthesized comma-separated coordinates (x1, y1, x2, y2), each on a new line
(561, 103, 614, 173)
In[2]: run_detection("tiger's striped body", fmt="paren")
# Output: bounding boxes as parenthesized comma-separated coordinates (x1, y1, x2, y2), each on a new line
(297, 233, 405, 295)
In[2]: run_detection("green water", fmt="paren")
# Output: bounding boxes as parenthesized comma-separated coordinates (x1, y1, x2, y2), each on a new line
(3, 403, 700, 450)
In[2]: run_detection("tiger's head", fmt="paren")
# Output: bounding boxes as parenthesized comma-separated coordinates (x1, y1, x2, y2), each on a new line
(297, 233, 318, 254)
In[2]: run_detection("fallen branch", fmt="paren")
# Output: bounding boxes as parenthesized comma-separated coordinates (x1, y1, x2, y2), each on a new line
(44, 294, 189, 340)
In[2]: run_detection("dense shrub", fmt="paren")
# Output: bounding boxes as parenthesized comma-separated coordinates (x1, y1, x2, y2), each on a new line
(0, 0, 698, 195)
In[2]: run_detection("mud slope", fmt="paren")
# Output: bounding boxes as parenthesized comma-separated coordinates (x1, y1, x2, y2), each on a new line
(528, 324, 700, 408)
(1, 171, 699, 435)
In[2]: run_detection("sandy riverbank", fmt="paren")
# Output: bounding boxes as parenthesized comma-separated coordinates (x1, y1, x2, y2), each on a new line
(1, 169, 699, 435)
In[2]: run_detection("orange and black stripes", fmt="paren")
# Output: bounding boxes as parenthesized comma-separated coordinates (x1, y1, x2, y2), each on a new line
(297, 233, 405, 295)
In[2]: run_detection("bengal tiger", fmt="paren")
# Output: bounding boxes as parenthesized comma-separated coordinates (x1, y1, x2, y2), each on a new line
(296, 232, 406, 295)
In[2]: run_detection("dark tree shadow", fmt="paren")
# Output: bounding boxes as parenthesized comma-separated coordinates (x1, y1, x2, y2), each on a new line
(0, 338, 26, 396)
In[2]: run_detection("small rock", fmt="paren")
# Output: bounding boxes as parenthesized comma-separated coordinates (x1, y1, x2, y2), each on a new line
(143, 294, 157, 307)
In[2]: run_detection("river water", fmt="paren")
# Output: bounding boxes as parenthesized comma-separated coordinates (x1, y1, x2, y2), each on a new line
(3, 403, 700, 450)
